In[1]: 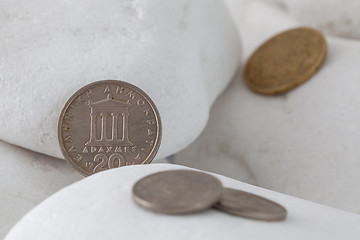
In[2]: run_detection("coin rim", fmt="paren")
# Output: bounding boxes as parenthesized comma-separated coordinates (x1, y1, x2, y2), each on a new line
(214, 187, 287, 221)
(244, 27, 327, 95)
(132, 170, 223, 214)
(58, 80, 162, 176)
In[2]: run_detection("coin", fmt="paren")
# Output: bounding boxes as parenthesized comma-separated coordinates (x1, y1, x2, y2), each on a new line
(132, 170, 223, 214)
(244, 27, 327, 95)
(214, 188, 287, 221)
(58, 80, 161, 176)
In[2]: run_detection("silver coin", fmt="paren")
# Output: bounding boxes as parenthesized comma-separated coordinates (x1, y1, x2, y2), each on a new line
(58, 80, 161, 176)
(214, 188, 287, 221)
(132, 170, 223, 214)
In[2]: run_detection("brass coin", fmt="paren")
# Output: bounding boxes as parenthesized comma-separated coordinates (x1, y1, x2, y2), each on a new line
(58, 80, 161, 176)
(244, 27, 327, 95)
(214, 188, 287, 221)
(132, 170, 223, 214)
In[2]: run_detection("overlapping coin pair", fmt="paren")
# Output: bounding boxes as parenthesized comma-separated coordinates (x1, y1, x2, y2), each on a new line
(132, 170, 287, 221)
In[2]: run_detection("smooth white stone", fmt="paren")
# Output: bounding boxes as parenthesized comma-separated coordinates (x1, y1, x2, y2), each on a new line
(5, 164, 360, 240)
(0, 0, 240, 160)
(0, 138, 169, 239)
(0, 140, 82, 239)
(225, 0, 298, 59)
(270, 0, 360, 39)
(176, 1, 360, 213)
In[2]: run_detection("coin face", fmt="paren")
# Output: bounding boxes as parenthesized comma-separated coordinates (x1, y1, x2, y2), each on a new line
(132, 170, 223, 214)
(58, 80, 161, 176)
(244, 27, 327, 95)
(214, 188, 287, 221)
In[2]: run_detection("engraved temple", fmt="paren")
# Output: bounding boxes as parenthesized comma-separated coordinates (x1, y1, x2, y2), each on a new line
(86, 94, 133, 146)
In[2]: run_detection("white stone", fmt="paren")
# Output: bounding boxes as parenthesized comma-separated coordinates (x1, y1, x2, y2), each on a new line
(0, 0, 241, 160)
(176, 1, 360, 213)
(0, 138, 169, 239)
(270, 0, 360, 39)
(224, 0, 298, 59)
(0, 140, 82, 239)
(5, 164, 360, 240)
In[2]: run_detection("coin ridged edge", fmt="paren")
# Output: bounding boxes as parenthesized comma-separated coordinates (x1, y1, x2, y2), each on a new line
(244, 27, 327, 95)
(133, 192, 222, 215)
(57, 80, 162, 176)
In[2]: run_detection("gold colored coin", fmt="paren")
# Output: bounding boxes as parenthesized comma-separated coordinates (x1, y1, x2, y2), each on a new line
(244, 27, 327, 95)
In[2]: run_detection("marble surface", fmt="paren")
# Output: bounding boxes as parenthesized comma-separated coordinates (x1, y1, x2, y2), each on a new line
(5, 164, 360, 240)
(0, 0, 240, 160)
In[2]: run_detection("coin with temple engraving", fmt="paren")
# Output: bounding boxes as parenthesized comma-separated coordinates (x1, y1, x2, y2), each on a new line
(214, 188, 287, 221)
(132, 170, 223, 214)
(58, 80, 161, 176)
(244, 27, 327, 95)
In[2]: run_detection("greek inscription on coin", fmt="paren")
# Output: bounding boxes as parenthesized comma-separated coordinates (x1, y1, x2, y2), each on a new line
(244, 27, 327, 95)
(58, 80, 161, 176)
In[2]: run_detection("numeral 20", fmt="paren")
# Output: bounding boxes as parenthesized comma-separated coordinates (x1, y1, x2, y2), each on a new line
(92, 153, 125, 173)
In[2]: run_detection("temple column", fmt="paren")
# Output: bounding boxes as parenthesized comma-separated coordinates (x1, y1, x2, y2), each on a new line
(111, 113, 118, 141)
(89, 113, 97, 141)
(100, 113, 107, 141)
(122, 112, 130, 142)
